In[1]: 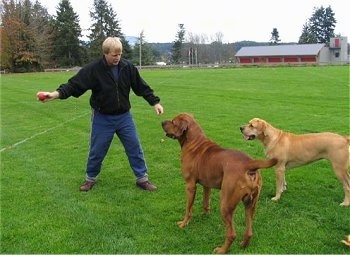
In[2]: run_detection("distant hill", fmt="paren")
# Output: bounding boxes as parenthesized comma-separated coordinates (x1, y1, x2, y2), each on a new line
(232, 41, 270, 52)
(148, 43, 173, 55)
(125, 36, 138, 46)
(147, 41, 273, 56)
(125, 36, 295, 51)
(147, 41, 297, 54)
(124, 38, 297, 63)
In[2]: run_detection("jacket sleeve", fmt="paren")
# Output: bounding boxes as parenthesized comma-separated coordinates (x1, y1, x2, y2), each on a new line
(56, 67, 93, 99)
(130, 65, 160, 106)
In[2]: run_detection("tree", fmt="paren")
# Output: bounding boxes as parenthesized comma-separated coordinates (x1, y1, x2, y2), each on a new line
(309, 6, 336, 44)
(0, 25, 12, 71)
(269, 28, 281, 45)
(0, 0, 19, 71)
(298, 22, 317, 44)
(87, 0, 131, 60)
(31, 0, 55, 67)
(299, 5, 336, 45)
(171, 24, 185, 64)
(211, 32, 224, 63)
(52, 0, 82, 67)
(132, 31, 155, 66)
(1, 0, 47, 72)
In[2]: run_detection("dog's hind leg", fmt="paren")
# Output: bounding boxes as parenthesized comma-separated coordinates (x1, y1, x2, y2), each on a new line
(240, 187, 260, 248)
(213, 187, 240, 254)
(213, 205, 237, 254)
(332, 164, 350, 206)
(335, 169, 350, 206)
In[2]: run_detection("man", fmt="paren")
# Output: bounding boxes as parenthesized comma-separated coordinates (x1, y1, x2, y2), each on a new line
(37, 37, 164, 192)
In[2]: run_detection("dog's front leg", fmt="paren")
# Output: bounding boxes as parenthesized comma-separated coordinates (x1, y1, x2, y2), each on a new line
(272, 165, 286, 201)
(178, 182, 196, 228)
(202, 186, 211, 214)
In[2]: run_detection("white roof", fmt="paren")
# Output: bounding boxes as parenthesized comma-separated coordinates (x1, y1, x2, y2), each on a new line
(235, 44, 325, 57)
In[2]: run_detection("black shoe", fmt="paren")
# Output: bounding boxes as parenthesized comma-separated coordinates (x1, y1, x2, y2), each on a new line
(136, 181, 157, 191)
(79, 180, 95, 192)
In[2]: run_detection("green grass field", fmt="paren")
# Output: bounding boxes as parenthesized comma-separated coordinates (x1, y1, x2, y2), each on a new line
(1, 66, 349, 254)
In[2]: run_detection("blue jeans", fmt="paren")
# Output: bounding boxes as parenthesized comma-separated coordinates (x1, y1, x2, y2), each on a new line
(85, 110, 148, 183)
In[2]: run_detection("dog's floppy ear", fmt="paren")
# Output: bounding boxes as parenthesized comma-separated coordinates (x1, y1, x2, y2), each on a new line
(257, 119, 269, 136)
(179, 120, 188, 134)
(178, 117, 190, 134)
(172, 114, 190, 136)
(251, 118, 267, 135)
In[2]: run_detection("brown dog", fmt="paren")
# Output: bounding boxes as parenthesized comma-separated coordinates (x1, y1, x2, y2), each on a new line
(161, 113, 277, 254)
(240, 118, 350, 206)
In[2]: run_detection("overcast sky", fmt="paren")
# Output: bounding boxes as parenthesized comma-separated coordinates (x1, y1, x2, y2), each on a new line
(44, 0, 349, 43)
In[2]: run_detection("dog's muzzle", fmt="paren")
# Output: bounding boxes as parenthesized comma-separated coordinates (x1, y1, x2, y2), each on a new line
(240, 126, 256, 140)
(165, 133, 177, 139)
(243, 134, 256, 140)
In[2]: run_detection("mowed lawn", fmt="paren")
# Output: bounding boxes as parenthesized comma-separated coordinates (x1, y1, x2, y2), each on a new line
(1, 66, 349, 254)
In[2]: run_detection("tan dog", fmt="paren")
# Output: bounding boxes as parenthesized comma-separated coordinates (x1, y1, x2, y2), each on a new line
(161, 113, 277, 254)
(240, 118, 350, 206)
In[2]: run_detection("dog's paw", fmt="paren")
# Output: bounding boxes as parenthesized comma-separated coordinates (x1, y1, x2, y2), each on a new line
(213, 246, 227, 254)
(177, 220, 188, 228)
(271, 196, 280, 201)
(339, 201, 350, 206)
(203, 208, 211, 214)
(240, 239, 251, 248)
(341, 235, 350, 247)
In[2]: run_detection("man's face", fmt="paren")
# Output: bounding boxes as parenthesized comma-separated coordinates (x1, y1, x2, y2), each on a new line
(104, 50, 122, 66)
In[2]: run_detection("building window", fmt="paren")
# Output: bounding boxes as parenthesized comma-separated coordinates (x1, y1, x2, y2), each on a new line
(335, 52, 340, 58)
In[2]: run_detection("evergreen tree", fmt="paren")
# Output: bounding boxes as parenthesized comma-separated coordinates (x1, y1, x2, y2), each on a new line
(298, 22, 317, 44)
(299, 5, 336, 45)
(171, 24, 185, 64)
(31, 0, 55, 67)
(52, 0, 83, 67)
(309, 6, 336, 44)
(269, 28, 281, 45)
(132, 31, 155, 66)
(88, 0, 131, 60)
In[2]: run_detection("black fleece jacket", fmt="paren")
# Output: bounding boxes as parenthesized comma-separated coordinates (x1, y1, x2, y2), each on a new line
(56, 57, 160, 115)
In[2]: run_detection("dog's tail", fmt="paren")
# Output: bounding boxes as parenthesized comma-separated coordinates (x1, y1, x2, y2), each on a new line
(246, 158, 278, 172)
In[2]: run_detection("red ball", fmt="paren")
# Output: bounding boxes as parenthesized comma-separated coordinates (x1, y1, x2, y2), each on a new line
(37, 93, 47, 101)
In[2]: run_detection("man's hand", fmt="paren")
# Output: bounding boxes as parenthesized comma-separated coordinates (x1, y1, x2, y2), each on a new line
(36, 91, 60, 102)
(154, 103, 164, 115)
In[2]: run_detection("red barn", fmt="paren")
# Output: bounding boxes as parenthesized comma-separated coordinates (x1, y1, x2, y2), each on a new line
(235, 37, 349, 65)
(235, 44, 325, 65)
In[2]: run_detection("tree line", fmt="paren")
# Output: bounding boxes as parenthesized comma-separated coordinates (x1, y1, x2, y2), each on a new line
(0, 0, 340, 73)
